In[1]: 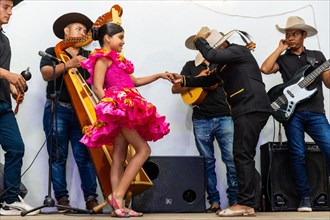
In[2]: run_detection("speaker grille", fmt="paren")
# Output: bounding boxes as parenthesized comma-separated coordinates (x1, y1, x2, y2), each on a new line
(261, 142, 329, 211)
(132, 156, 205, 213)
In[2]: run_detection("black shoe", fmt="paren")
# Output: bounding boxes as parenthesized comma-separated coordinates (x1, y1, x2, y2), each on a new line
(297, 197, 312, 212)
(57, 197, 72, 213)
(85, 195, 102, 213)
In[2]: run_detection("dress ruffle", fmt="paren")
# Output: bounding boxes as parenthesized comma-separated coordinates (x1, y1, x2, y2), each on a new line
(81, 88, 170, 147)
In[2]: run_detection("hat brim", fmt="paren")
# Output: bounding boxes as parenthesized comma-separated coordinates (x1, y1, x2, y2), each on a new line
(194, 30, 233, 66)
(185, 35, 197, 50)
(13, 0, 23, 6)
(53, 12, 93, 39)
(275, 24, 318, 37)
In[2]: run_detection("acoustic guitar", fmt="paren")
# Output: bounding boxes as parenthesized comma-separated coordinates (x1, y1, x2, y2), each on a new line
(181, 68, 218, 105)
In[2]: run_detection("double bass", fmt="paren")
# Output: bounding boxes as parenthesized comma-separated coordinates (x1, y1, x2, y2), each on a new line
(54, 5, 152, 208)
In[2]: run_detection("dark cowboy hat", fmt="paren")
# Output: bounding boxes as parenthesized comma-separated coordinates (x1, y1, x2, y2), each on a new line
(53, 12, 93, 39)
(13, 0, 23, 6)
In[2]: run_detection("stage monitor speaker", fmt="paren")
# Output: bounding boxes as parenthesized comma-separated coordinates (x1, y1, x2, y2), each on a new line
(132, 156, 205, 213)
(261, 142, 329, 211)
(0, 163, 28, 201)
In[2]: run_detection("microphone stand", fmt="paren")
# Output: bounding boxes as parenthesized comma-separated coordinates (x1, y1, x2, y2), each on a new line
(21, 59, 89, 216)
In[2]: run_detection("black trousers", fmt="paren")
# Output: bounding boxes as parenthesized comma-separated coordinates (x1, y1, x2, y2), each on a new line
(233, 112, 270, 207)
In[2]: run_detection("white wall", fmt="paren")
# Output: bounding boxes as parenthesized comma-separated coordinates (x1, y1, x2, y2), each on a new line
(1, 0, 329, 210)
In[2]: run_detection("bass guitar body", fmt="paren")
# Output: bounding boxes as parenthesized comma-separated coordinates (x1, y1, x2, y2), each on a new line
(267, 65, 317, 123)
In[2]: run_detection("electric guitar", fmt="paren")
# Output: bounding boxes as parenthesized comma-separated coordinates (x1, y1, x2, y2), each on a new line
(181, 68, 218, 105)
(267, 59, 330, 123)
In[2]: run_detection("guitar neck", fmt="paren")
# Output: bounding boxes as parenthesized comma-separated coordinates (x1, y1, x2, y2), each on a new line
(299, 59, 330, 88)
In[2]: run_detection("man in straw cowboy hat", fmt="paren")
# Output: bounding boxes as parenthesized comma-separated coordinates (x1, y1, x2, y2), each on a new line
(0, 0, 39, 216)
(39, 12, 100, 213)
(172, 27, 272, 217)
(261, 16, 330, 212)
(171, 27, 238, 213)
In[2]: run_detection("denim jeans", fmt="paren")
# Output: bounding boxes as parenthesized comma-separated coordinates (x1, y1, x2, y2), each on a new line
(0, 101, 25, 204)
(284, 111, 330, 199)
(193, 116, 238, 206)
(43, 100, 97, 200)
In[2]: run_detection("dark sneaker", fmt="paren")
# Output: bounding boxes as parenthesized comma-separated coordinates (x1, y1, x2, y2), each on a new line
(57, 197, 72, 213)
(297, 197, 312, 212)
(85, 195, 102, 213)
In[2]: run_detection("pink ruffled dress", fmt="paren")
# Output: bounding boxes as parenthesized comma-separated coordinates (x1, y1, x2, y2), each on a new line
(80, 49, 170, 147)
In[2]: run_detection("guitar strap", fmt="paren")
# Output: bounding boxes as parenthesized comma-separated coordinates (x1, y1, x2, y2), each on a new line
(305, 50, 317, 67)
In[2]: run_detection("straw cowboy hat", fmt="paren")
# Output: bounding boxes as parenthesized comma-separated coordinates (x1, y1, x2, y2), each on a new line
(188, 27, 252, 66)
(53, 12, 93, 39)
(275, 16, 317, 37)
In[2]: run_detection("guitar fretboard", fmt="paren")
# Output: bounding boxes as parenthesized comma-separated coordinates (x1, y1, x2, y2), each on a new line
(298, 59, 330, 88)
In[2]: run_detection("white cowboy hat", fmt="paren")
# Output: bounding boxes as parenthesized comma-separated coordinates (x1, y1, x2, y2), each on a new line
(194, 29, 250, 66)
(185, 26, 212, 50)
(275, 16, 317, 37)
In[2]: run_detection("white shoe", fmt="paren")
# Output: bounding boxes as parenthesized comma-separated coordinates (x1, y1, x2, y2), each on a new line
(0, 195, 40, 216)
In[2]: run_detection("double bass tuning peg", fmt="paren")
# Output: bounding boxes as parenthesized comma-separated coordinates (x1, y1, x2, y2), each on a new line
(21, 67, 32, 92)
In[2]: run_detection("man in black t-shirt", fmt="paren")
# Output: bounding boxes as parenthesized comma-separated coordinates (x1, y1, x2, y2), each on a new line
(261, 16, 330, 212)
(172, 28, 238, 212)
(0, 0, 39, 216)
(39, 12, 99, 213)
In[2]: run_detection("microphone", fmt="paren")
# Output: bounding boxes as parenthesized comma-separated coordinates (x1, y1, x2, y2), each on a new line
(38, 51, 63, 63)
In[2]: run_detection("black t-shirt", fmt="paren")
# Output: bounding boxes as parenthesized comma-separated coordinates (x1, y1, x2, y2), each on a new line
(277, 48, 326, 113)
(0, 29, 12, 105)
(39, 47, 90, 103)
(180, 61, 230, 119)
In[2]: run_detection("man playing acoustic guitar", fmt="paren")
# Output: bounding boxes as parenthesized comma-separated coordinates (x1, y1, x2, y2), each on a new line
(261, 16, 330, 212)
(171, 27, 238, 213)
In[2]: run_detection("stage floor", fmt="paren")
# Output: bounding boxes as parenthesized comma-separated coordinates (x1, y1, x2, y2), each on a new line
(0, 211, 329, 220)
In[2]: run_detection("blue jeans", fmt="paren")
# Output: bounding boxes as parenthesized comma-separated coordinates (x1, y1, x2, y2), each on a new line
(284, 111, 330, 199)
(43, 100, 97, 200)
(0, 101, 25, 204)
(193, 116, 238, 206)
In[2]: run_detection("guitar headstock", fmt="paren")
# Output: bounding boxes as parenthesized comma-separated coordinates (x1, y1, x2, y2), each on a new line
(55, 4, 123, 58)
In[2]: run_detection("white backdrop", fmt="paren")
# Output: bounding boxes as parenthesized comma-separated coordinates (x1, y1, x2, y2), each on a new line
(1, 0, 329, 210)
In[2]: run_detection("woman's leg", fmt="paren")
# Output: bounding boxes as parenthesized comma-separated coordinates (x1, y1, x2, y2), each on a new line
(110, 128, 151, 209)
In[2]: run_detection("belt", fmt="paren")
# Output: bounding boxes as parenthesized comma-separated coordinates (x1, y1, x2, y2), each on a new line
(47, 99, 72, 109)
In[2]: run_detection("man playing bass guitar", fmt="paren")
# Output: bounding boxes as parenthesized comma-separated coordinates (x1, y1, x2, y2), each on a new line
(261, 16, 330, 212)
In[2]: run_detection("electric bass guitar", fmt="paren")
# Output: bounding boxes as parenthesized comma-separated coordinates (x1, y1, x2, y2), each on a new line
(181, 68, 218, 105)
(267, 59, 330, 123)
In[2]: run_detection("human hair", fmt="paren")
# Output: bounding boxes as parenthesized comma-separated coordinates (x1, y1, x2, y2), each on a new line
(92, 22, 124, 47)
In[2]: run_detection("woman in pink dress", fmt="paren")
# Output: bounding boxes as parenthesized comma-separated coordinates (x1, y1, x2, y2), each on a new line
(80, 22, 171, 217)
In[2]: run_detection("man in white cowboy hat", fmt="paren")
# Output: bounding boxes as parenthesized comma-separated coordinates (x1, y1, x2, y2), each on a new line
(39, 12, 100, 213)
(261, 16, 330, 212)
(172, 26, 238, 212)
(172, 27, 272, 217)
(0, 0, 40, 216)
